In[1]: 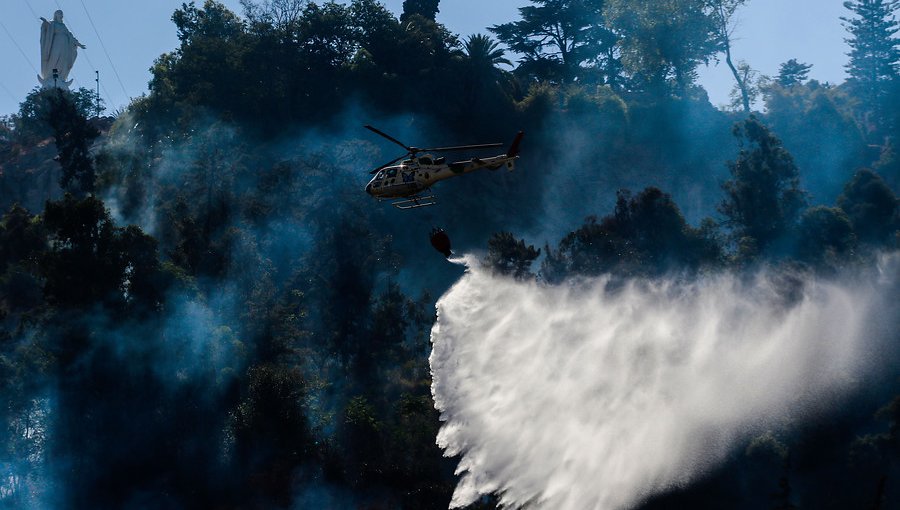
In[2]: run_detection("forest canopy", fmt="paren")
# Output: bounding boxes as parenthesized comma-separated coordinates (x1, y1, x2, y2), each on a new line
(0, 1, 898, 509)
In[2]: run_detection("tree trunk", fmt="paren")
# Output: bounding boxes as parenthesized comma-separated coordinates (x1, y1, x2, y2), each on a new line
(724, 43, 750, 113)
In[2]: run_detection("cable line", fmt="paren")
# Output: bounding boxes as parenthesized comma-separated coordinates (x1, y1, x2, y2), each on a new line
(0, 19, 39, 75)
(77, 0, 130, 102)
(22, 0, 40, 20)
(0, 79, 19, 104)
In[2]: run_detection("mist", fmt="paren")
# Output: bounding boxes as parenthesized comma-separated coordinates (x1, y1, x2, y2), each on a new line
(431, 254, 900, 510)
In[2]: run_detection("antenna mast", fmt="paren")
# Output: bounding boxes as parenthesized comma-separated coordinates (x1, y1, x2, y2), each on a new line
(95, 70, 100, 117)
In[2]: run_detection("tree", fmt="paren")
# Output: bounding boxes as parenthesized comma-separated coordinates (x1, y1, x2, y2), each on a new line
(11, 87, 97, 144)
(612, 187, 721, 271)
(796, 206, 857, 266)
(295, 2, 358, 69)
(708, 0, 752, 112)
(351, 0, 457, 82)
(463, 33, 512, 70)
(483, 232, 541, 279)
(777, 59, 813, 88)
(394, 14, 459, 75)
(351, 0, 403, 56)
(457, 34, 515, 112)
(401, 0, 440, 22)
(240, 0, 308, 28)
(836, 168, 899, 244)
(172, 0, 245, 44)
(360, 282, 409, 379)
(842, 0, 900, 131)
(231, 363, 313, 503)
(540, 214, 634, 281)
(540, 188, 721, 280)
(0, 115, 12, 144)
(872, 136, 900, 190)
(604, 0, 718, 93)
(46, 91, 99, 195)
(154, 1, 249, 121)
(0, 204, 44, 272)
(41, 194, 167, 312)
(727, 60, 761, 112)
(849, 394, 900, 508)
(719, 116, 807, 255)
(761, 81, 868, 202)
(490, 0, 618, 84)
(0, 204, 46, 312)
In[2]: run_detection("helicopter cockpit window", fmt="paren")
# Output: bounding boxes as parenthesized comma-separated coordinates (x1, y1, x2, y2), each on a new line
(419, 157, 433, 166)
(386, 168, 398, 178)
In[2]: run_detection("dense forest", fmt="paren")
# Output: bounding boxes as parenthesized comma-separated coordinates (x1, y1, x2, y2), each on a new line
(0, 0, 898, 508)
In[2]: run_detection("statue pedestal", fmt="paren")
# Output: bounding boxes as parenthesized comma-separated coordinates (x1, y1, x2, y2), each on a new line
(38, 74, 73, 90)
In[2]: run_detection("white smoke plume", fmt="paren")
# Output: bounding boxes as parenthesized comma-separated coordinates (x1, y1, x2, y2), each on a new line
(430, 255, 899, 510)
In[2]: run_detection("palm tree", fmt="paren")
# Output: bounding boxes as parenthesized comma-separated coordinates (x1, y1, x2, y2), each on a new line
(455, 34, 517, 119)
(463, 33, 512, 71)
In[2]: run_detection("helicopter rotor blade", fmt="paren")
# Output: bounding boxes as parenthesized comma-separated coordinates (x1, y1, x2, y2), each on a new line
(423, 142, 505, 152)
(364, 125, 413, 152)
(369, 153, 409, 174)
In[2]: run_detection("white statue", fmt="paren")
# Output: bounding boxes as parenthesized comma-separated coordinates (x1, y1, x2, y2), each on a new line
(38, 10, 85, 90)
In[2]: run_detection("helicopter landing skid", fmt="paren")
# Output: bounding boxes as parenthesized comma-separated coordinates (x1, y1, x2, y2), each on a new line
(392, 195, 437, 210)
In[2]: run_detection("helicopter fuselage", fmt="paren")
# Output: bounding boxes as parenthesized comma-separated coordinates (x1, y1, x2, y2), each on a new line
(365, 152, 516, 200)
(362, 127, 523, 209)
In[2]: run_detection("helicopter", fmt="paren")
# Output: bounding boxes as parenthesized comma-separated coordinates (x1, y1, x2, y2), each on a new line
(364, 125, 524, 210)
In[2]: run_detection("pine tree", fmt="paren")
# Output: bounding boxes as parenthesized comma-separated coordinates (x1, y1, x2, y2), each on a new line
(490, 0, 618, 84)
(777, 59, 813, 87)
(842, 0, 900, 129)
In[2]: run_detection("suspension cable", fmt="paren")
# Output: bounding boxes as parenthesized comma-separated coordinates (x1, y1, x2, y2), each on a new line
(0, 79, 19, 105)
(77, 0, 130, 101)
(21, 0, 40, 20)
(0, 19, 39, 75)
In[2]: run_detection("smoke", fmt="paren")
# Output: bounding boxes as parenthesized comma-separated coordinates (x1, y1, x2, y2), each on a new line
(430, 255, 899, 510)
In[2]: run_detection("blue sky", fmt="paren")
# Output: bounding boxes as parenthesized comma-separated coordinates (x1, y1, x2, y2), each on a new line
(0, 0, 850, 116)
